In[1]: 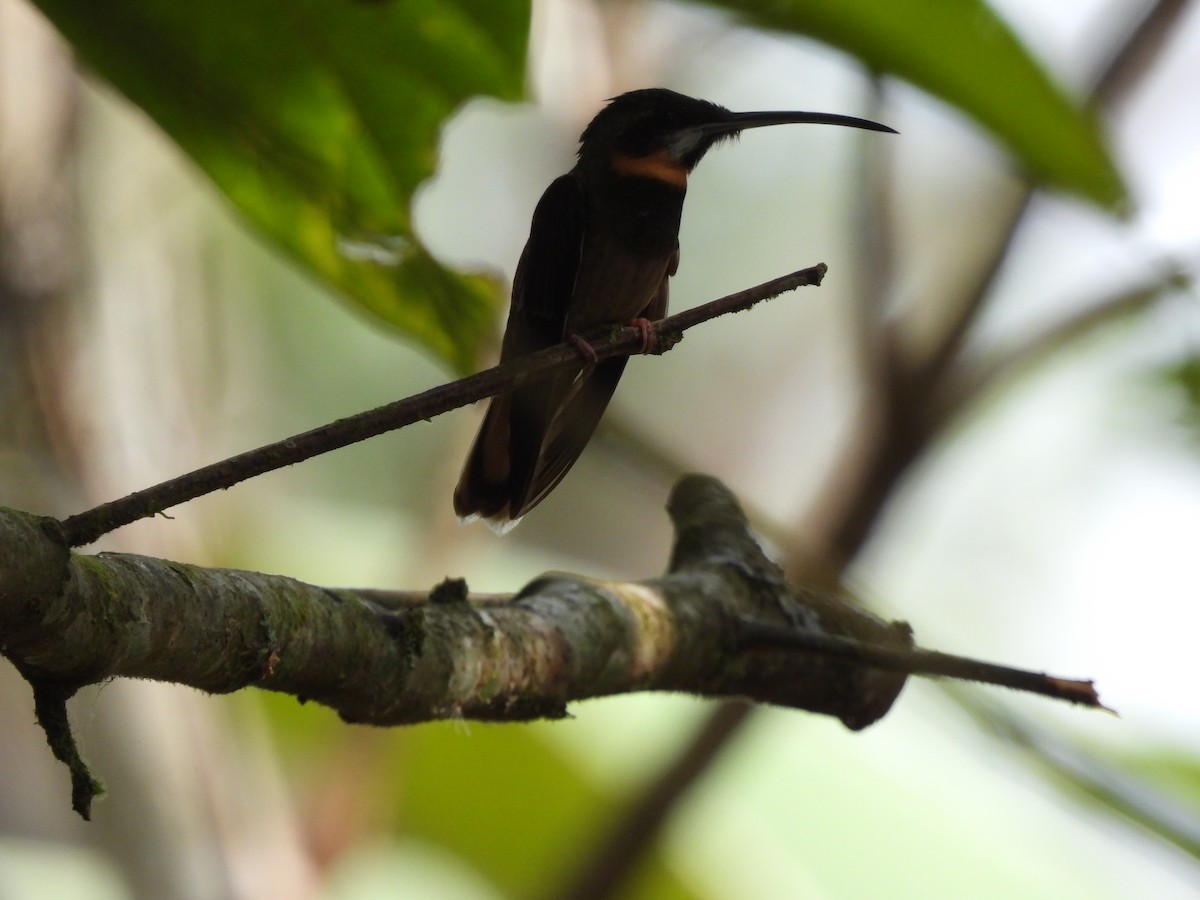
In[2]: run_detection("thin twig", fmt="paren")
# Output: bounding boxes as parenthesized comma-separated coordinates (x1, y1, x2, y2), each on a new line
(914, 189, 1034, 387)
(735, 619, 1109, 710)
(930, 270, 1187, 430)
(854, 74, 897, 346)
(59, 264, 826, 547)
(1088, 0, 1192, 107)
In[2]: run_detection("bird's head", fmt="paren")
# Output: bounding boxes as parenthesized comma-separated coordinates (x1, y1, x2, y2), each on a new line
(578, 88, 896, 183)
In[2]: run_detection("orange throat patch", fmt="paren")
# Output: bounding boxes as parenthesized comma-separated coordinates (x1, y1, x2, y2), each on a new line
(611, 152, 688, 188)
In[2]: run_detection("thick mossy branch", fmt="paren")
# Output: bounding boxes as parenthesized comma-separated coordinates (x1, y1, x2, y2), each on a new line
(0, 475, 1103, 816)
(0, 477, 908, 730)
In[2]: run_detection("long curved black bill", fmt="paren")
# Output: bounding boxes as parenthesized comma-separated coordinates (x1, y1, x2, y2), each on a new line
(701, 110, 898, 136)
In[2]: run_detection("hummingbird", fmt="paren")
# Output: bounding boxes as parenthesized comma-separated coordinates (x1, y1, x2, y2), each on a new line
(454, 88, 895, 527)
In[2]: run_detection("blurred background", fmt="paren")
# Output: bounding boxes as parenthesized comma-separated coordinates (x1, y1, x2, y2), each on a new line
(1, 0, 1199, 897)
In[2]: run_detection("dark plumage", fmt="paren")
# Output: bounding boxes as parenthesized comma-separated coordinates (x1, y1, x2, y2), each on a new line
(454, 89, 895, 527)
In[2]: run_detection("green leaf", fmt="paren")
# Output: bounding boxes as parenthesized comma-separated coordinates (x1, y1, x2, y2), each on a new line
(255, 692, 699, 898)
(708, 0, 1126, 208)
(394, 722, 701, 898)
(33, 0, 529, 372)
(1047, 745, 1200, 859)
(1162, 355, 1200, 437)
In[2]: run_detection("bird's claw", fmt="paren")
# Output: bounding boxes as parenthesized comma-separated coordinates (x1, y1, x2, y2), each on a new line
(629, 317, 657, 354)
(566, 332, 599, 364)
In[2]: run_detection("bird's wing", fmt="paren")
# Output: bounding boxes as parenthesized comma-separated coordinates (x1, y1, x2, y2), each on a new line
(503, 173, 591, 516)
(455, 178, 676, 522)
(454, 174, 586, 521)
(505, 173, 586, 345)
(516, 251, 675, 517)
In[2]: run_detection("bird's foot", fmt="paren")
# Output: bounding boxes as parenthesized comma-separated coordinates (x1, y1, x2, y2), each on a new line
(629, 317, 657, 354)
(566, 332, 599, 364)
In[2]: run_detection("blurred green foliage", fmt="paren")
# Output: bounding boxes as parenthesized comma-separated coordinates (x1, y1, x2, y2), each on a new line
(711, 0, 1126, 206)
(259, 692, 700, 896)
(31, 0, 1122, 374)
(32, 0, 528, 372)
(1163, 355, 1200, 437)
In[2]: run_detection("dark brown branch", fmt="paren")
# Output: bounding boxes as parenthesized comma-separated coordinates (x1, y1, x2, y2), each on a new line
(58, 264, 827, 548)
(557, 701, 754, 900)
(1088, 0, 1192, 107)
(813, 0, 1188, 572)
(906, 0, 1184, 395)
(853, 75, 901, 369)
